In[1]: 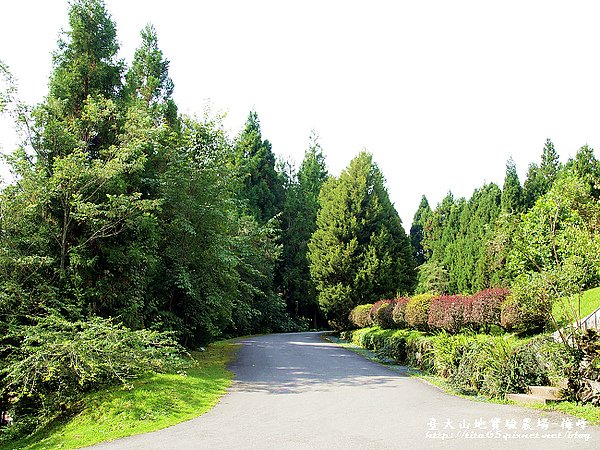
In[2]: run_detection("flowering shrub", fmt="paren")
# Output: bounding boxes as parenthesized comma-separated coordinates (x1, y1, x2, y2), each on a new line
(392, 297, 411, 328)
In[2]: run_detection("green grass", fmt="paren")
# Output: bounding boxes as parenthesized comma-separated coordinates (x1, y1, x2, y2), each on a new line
(552, 286, 600, 327)
(3, 341, 238, 450)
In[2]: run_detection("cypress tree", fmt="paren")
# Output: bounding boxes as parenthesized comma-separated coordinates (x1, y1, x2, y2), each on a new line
(501, 157, 523, 213)
(410, 196, 432, 266)
(308, 151, 415, 328)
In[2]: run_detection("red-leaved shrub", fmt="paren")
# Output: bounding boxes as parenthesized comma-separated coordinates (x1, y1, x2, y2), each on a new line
(428, 295, 467, 333)
(465, 288, 509, 330)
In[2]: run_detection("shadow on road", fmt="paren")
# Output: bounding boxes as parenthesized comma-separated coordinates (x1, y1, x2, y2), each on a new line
(228, 332, 409, 395)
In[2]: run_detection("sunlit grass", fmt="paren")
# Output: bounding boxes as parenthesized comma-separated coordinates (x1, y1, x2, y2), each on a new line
(552, 286, 600, 327)
(4, 341, 237, 450)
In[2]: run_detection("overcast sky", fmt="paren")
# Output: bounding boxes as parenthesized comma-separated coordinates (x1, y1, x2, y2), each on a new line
(2, 0, 600, 228)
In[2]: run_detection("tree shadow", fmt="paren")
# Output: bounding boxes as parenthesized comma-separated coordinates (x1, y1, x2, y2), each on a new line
(227, 332, 411, 395)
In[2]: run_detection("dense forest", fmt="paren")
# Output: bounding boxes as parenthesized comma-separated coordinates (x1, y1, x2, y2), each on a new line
(1, 0, 600, 439)
(410, 139, 600, 330)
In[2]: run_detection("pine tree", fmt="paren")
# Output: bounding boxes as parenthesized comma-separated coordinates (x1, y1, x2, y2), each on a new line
(410, 196, 432, 266)
(308, 151, 415, 328)
(501, 157, 523, 213)
(49, 0, 122, 109)
(523, 139, 560, 208)
(233, 111, 284, 224)
(124, 24, 177, 127)
(281, 132, 328, 324)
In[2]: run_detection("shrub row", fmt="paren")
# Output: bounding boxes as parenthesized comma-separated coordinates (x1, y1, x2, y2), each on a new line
(349, 288, 512, 333)
(340, 327, 571, 399)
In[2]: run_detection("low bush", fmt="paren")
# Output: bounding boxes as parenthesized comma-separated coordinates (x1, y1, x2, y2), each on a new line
(466, 288, 509, 330)
(348, 304, 373, 329)
(392, 297, 410, 328)
(405, 294, 433, 331)
(501, 275, 552, 333)
(428, 295, 466, 333)
(370, 300, 396, 329)
(0, 315, 187, 439)
(341, 328, 570, 400)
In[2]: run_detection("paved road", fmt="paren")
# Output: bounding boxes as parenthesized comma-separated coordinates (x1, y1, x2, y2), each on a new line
(92, 332, 600, 449)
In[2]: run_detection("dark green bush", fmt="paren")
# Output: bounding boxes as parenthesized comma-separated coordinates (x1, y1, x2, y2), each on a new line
(371, 300, 396, 329)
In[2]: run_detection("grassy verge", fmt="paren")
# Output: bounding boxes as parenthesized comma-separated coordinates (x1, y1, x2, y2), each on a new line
(553, 286, 600, 327)
(3, 340, 238, 450)
(330, 334, 600, 426)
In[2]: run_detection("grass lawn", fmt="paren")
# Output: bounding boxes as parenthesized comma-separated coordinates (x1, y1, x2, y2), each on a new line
(552, 286, 600, 327)
(3, 340, 238, 450)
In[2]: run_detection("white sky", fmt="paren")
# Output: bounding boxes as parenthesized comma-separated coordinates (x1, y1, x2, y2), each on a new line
(2, 0, 600, 229)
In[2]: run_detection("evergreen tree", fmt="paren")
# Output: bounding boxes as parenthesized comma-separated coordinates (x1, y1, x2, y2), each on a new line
(124, 24, 177, 127)
(49, 0, 123, 116)
(410, 196, 431, 266)
(523, 139, 560, 208)
(281, 133, 328, 325)
(501, 157, 522, 213)
(308, 151, 415, 328)
(570, 145, 600, 197)
(233, 111, 284, 224)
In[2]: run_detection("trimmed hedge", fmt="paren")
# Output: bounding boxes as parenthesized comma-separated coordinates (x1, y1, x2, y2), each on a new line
(392, 297, 410, 328)
(350, 288, 515, 334)
(428, 295, 466, 333)
(341, 327, 571, 399)
(348, 304, 374, 329)
(405, 294, 433, 331)
(370, 300, 396, 329)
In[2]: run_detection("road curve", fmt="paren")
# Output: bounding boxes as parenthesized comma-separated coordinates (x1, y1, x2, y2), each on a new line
(91, 332, 600, 449)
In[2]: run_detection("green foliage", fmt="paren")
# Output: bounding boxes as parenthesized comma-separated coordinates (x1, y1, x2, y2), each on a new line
(49, 0, 123, 118)
(500, 274, 553, 332)
(392, 297, 410, 328)
(523, 139, 561, 209)
(348, 304, 373, 329)
(370, 300, 396, 329)
(501, 158, 523, 213)
(343, 328, 571, 400)
(410, 196, 431, 266)
(404, 293, 433, 331)
(418, 184, 501, 294)
(308, 151, 415, 328)
(232, 111, 284, 224)
(415, 261, 449, 295)
(0, 315, 185, 439)
(2, 342, 235, 449)
(280, 133, 328, 325)
(566, 329, 600, 406)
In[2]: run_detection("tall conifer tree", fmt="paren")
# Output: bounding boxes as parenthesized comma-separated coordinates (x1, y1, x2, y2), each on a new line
(308, 152, 415, 328)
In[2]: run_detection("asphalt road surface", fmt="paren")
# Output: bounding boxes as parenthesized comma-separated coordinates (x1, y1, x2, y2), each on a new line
(91, 332, 600, 449)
